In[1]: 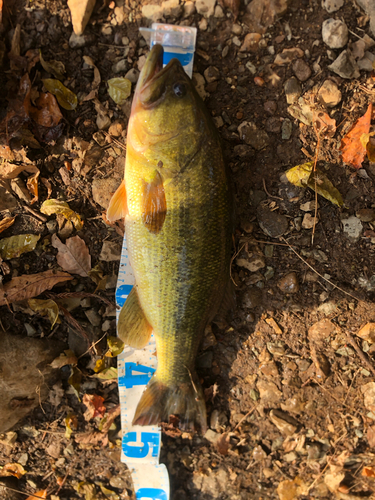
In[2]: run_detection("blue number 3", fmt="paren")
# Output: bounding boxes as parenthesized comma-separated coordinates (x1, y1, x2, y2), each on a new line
(123, 431, 160, 458)
(136, 488, 167, 500)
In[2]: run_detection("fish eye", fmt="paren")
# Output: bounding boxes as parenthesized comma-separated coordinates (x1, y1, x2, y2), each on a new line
(173, 82, 186, 98)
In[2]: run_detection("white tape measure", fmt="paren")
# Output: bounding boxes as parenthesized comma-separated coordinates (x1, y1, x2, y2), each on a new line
(115, 24, 197, 500)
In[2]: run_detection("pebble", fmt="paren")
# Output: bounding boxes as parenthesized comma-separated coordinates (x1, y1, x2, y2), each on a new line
(236, 251, 265, 272)
(112, 59, 128, 74)
(204, 429, 220, 445)
(238, 121, 270, 150)
(284, 77, 301, 105)
(274, 47, 304, 65)
(232, 35, 241, 47)
(101, 25, 112, 36)
(300, 200, 318, 212)
(253, 445, 267, 460)
(125, 68, 139, 83)
(318, 79, 342, 107)
(210, 410, 228, 430)
(322, 0, 344, 12)
(246, 61, 257, 74)
(183, 1, 196, 16)
(322, 19, 348, 49)
(108, 120, 124, 137)
(356, 208, 375, 222)
(99, 241, 122, 261)
(342, 215, 363, 240)
(85, 309, 101, 327)
(357, 323, 375, 343)
(214, 4, 224, 17)
(213, 116, 224, 128)
(196, 0, 216, 17)
(278, 272, 299, 293)
(141, 4, 163, 22)
(69, 32, 95, 49)
(242, 287, 262, 308)
(269, 410, 298, 436)
(204, 66, 220, 83)
(193, 73, 207, 100)
(92, 177, 121, 209)
(308, 318, 337, 343)
(292, 59, 311, 82)
(266, 117, 281, 133)
(281, 119, 292, 140)
(240, 33, 262, 53)
(256, 380, 282, 403)
(161, 0, 182, 18)
(232, 23, 242, 35)
(46, 220, 58, 234)
(257, 204, 289, 238)
(109, 475, 129, 490)
(264, 100, 277, 114)
(302, 213, 317, 229)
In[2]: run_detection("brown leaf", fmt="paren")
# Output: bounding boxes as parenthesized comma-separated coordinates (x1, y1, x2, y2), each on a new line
(367, 426, 375, 447)
(340, 103, 372, 169)
(362, 466, 375, 477)
(52, 234, 91, 277)
(75, 431, 108, 447)
(0, 216, 15, 234)
(26, 490, 47, 500)
(100, 404, 121, 434)
(29, 92, 63, 128)
(0, 269, 72, 306)
(26, 170, 39, 204)
(216, 432, 230, 456)
(0, 161, 39, 180)
(313, 111, 336, 138)
(83, 394, 106, 421)
(41, 177, 52, 198)
(0, 463, 26, 478)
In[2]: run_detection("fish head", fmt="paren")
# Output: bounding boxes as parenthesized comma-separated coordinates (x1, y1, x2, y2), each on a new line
(128, 44, 208, 170)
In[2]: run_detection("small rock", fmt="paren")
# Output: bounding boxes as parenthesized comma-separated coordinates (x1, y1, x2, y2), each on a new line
(192, 73, 207, 100)
(213, 116, 224, 128)
(196, 0, 216, 17)
(238, 121, 270, 150)
(284, 451, 297, 462)
(210, 410, 228, 430)
(322, 19, 348, 48)
(292, 59, 311, 82)
(351, 39, 366, 60)
(342, 216, 363, 240)
(243, 0, 289, 35)
(318, 79, 342, 107)
(59, 167, 71, 185)
(357, 323, 375, 344)
(322, 0, 344, 12)
(257, 204, 289, 237)
(284, 77, 302, 105)
(198, 17, 208, 30)
(204, 429, 220, 444)
(300, 200, 318, 212)
(85, 308, 101, 327)
(69, 32, 94, 48)
(253, 445, 267, 460)
(308, 318, 337, 343)
(278, 272, 299, 293)
(236, 251, 265, 272)
(214, 4, 224, 17)
(161, 0, 182, 17)
(46, 220, 58, 234)
(232, 24, 242, 35)
(204, 66, 220, 83)
(358, 52, 375, 71)
(142, 4, 164, 22)
(242, 287, 262, 308)
(240, 33, 262, 53)
(269, 410, 298, 436)
(281, 119, 292, 140)
(99, 240, 122, 261)
(125, 68, 139, 83)
(264, 100, 278, 114)
(68, 0, 96, 35)
(108, 121, 124, 138)
(256, 380, 282, 403)
(101, 25, 112, 36)
(266, 117, 281, 133)
(274, 47, 304, 65)
(183, 1, 196, 16)
(112, 59, 128, 74)
(356, 208, 375, 222)
(92, 177, 122, 209)
(302, 213, 317, 229)
(246, 61, 257, 74)
(109, 475, 129, 490)
(356, 0, 375, 38)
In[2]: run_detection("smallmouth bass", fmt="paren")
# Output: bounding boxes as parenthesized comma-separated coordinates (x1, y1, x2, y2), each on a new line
(107, 44, 233, 432)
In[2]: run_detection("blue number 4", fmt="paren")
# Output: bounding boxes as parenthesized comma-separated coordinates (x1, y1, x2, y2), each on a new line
(123, 431, 160, 458)
(119, 362, 155, 389)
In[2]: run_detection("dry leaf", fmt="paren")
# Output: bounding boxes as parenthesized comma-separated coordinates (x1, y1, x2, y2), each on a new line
(26, 490, 47, 500)
(52, 234, 91, 277)
(99, 484, 119, 500)
(0, 269, 72, 306)
(75, 431, 108, 447)
(0, 216, 16, 234)
(313, 111, 336, 138)
(285, 162, 343, 207)
(42, 79, 78, 110)
(361, 382, 375, 413)
(41, 177, 52, 199)
(0, 234, 40, 260)
(41, 199, 83, 230)
(68, 366, 82, 400)
(340, 103, 372, 169)
(65, 412, 78, 439)
(83, 55, 101, 90)
(0, 161, 39, 180)
(107, 78, 132, 105)
(93, 367, 118, 381)
(50, 349, 78, 369)
(216, 432, 230, 456)
(83, 394, 106, 421)
(39, 50, 65, 80)
(99, 404, 121, 434)
(29, 92, 63, 128)
(28, 298, 60, 328)
(105, 336, 124, 357)
(0, 462, 26, 478)
(367, 426, 375, 447)
(362, 466, 375, 477)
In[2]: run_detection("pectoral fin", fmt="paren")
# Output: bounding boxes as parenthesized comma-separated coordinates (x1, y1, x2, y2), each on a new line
(142, 171, 166, 234)
(118, 287, 152, 349)
(106, 180, 127, 222)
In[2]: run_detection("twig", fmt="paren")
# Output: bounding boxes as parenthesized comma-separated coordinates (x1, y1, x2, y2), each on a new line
(239, 237, 289, 247)
(343, 368, 361, 405)
(346, 333, 375, 377)
(233, 404, 257, 432)
(47, 291, 116, 309)
(281, 237, 365, 305)
(0, 485, 40, 498)
(78, 331, 108, 359)
(23, 204, 47, 222)
(57, 304, 97, 356)
(262, 178, 283, 200)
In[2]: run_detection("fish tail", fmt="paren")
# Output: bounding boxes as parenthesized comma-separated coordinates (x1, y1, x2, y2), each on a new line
(132, 373, 207, 433)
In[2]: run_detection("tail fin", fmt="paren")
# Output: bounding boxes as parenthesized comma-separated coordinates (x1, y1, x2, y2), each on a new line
(132, 374, 207, 433)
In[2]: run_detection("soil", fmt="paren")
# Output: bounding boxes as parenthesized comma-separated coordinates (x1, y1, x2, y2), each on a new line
(1, 0, 375, 499)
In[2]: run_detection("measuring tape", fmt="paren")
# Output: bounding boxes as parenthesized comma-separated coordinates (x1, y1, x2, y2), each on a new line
(115, 24, 197, 500)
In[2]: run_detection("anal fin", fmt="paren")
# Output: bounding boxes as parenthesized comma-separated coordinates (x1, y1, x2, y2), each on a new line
(118, 287, 152, 349)
(106, 179, 127, 222)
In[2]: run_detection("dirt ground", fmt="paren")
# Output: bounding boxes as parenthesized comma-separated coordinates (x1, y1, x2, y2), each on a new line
(1, 0, 375, 498)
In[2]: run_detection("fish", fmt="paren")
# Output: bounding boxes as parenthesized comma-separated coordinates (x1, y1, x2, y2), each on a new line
(107, 44, 233, 433)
